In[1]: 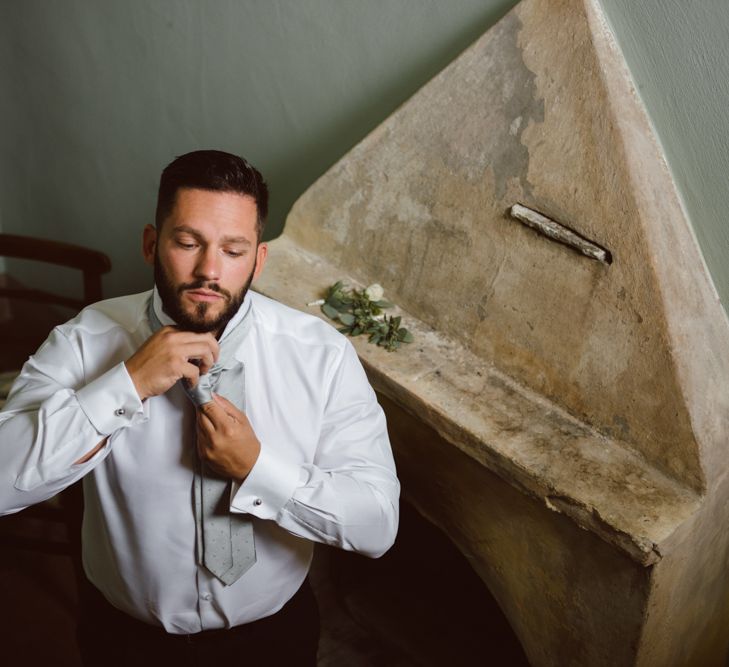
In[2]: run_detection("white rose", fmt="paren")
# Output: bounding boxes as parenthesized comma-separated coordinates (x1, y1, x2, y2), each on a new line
(365, 283, 384, 301)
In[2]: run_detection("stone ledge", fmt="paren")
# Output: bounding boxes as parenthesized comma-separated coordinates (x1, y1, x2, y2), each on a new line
(255, 234, 701, 566)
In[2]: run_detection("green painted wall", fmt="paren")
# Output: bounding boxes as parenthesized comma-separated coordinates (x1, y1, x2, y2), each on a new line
(0, 0, 516, 297)
(1, 0, 728, 311)
(599, 0, 729, 311)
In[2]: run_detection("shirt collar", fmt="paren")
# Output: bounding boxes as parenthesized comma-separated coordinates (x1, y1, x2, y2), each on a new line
(151, 286, 252, 342)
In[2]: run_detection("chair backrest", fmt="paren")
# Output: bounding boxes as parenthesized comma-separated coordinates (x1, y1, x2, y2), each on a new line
(0, 233, 111, 309)
(0, 233, 112, 591)
(0, 233, 112, 371)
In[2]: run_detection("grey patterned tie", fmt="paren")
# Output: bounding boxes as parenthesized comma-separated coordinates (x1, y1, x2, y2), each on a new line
(147, 296, 256, 585)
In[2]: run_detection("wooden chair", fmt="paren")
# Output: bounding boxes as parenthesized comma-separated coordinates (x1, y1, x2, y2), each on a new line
(0, 232, 112, 590)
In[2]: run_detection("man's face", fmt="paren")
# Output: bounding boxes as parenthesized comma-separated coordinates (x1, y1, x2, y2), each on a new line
(143, 188, 267, 335)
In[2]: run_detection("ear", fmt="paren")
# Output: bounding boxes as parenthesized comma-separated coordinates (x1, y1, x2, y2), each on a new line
(142, 225, 157, 266)
(252, 242, 268, 282)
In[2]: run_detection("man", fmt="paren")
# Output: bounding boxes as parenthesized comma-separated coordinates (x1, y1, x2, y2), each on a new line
(0, 150, 400, 665)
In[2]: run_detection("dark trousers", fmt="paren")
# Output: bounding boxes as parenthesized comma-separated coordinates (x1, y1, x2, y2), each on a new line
(77, 578, 320, 667)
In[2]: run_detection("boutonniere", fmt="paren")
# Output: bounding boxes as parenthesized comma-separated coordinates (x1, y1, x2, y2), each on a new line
(309, 282, 414, 352)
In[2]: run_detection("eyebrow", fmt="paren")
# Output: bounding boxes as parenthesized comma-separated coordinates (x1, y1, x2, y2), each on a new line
(173, 225, 253, 246)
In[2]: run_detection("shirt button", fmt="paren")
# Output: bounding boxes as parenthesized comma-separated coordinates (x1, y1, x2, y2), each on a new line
(202, 593, 211, 601)
(115, 407, 126, 416)
(253, 498, 262, 506)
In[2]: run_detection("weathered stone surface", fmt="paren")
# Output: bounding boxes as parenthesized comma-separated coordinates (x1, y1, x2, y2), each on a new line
(279, 0, 708, 492)
(257, 235, 699, 567)
(254, 0, 729, 664)
(384, 395, 649, 667)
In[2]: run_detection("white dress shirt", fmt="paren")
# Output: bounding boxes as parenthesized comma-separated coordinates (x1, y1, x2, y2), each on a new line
(0, 288, 399, 633)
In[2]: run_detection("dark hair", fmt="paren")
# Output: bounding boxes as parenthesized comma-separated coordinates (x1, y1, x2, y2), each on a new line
(155, 150, 269, 239)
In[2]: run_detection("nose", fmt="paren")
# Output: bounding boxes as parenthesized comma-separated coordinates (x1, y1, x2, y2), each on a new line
(193, 246, 221, 281)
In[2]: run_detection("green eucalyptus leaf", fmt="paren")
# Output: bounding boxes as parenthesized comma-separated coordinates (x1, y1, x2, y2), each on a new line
(322, 280, 413, 350)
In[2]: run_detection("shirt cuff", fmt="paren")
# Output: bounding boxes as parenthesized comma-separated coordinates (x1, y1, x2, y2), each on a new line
(76, 362, 145, 435)
(230, 443, 301, 521)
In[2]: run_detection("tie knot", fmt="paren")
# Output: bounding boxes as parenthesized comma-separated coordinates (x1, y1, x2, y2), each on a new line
(146, 292, 251, 411)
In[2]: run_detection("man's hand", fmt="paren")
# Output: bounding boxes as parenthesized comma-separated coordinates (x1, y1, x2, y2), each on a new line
(196, 394, 261, 481)
(125, 326, 220, 401)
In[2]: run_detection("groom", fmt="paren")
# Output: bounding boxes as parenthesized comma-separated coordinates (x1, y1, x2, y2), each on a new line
(0, 150, 400, 666)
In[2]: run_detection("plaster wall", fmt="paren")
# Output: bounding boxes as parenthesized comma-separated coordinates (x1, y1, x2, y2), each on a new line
(258, 3, 729, 660)
(1, 1, 728, 324)
(0, 2, 722, 662)
(282, 0, 703, 488)
(0, 0, 515, 298)
(383, 394, 649, 667)
(599, 0, 729, 314)
(635, 475, 729, 666)
(3, 0, 718, 490)
(386, 387, 729, 666)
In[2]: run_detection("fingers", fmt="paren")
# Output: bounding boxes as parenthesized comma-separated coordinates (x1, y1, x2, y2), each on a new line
(178, 340, 219, 376)
(158, 328, 219, 359)
(198, 399, 227, 430)
(195, 401, 260, 480)
(127, 327, 222, 401)
(157, 326, 218, 350)
(181, 361, 201, 389)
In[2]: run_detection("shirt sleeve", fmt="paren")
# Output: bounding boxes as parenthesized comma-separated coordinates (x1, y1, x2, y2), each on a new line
(0, 327, 145, 515)
(231, 341, 400, 558)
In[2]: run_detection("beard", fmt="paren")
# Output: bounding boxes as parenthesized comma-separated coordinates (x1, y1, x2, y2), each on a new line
(154, 251, 256, 335)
